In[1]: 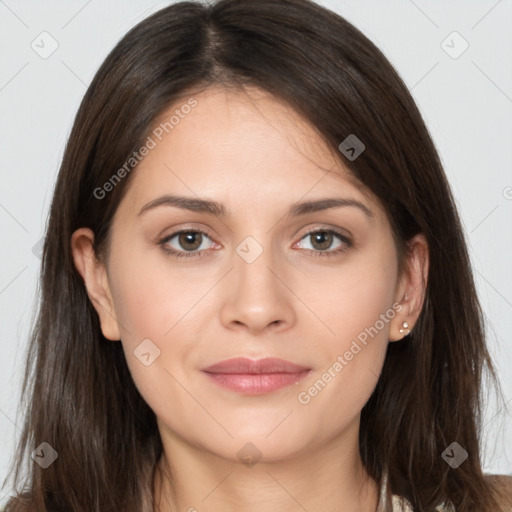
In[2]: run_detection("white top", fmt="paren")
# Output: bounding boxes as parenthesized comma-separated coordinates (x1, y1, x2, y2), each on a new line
(377, 471, 454, 511)
(388, 492, 453, 511)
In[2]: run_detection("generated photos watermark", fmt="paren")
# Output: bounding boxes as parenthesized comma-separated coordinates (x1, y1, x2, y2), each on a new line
(93, 97, 198, 200)
(297, 301, 403, 405)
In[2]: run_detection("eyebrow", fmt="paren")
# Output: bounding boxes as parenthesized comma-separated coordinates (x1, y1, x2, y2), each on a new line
(138, 194, 374, 219)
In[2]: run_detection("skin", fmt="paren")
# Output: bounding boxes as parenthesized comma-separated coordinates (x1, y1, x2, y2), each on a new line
(71, 85, 429, 512)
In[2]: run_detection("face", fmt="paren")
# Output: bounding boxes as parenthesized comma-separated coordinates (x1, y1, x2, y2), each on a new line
(75, 85, 422, 465)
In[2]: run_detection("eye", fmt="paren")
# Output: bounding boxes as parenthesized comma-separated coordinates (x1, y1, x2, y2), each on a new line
(294, 228, 352, 257)
(158, 227, 352, 259)
(159, 229, 215, 258)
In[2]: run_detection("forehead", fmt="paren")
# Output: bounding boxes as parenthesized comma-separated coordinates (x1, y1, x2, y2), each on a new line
(120, 85, 381, 217)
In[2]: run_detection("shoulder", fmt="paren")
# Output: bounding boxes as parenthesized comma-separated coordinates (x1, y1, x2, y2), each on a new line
(485, 474, 512, 508)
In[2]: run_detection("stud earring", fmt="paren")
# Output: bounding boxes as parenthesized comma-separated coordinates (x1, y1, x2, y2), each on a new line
(399, 321, 410, 335)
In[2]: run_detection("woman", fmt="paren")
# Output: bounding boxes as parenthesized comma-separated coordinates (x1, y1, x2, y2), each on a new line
(2, 0, 510, 510)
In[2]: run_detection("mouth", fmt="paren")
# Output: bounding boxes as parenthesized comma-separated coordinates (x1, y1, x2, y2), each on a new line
(201, 357, 311, 395)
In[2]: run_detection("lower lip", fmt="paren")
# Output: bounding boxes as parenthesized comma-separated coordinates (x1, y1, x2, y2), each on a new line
(203, 370, 311, 395)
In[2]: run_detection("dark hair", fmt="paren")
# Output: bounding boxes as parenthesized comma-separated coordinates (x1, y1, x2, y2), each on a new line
(2, 0, 509, 510)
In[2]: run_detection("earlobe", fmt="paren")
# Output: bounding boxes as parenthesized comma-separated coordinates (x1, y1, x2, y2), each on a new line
(70, 228, 121, 341)
(389, 233, 429, 342)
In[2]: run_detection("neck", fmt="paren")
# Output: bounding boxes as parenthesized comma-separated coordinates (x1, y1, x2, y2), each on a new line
(153, 428, 379, 512)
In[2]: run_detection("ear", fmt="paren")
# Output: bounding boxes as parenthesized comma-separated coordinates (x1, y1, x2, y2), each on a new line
(389, 233, 429, 342)
(70, 227, 121, 341)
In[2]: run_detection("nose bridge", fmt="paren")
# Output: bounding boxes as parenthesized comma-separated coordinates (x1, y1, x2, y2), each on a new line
(234, 233, 281, 298)
(220, 232, 295, 332)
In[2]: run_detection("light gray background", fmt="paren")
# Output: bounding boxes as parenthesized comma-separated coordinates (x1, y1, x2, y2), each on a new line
(1, 0, 511, 502)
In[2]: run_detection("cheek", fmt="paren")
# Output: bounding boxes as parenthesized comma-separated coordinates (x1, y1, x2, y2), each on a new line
(294, 246, 398, 416)
(106, 249, 212, 401)
(108, 267, 190, 421)
(111, 276, 167, 343)
(108, 247, 203, 342)
(306, 245, 398, 347)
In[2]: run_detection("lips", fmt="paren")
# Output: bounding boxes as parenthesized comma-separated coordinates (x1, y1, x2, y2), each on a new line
(202, 357, 311, 394)
(203, 357, 310, 374)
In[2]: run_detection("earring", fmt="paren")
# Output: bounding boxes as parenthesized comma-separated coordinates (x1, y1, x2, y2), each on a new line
(399, 321, 410, 335)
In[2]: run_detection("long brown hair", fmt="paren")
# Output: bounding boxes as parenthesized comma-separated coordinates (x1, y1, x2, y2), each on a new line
(2, 1, 508, 510)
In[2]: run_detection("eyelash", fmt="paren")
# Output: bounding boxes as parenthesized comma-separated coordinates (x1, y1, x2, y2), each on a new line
(158, 227, 352, 259)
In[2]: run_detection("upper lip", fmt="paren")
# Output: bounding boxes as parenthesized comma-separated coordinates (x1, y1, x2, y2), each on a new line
(202, 357, 310, 374)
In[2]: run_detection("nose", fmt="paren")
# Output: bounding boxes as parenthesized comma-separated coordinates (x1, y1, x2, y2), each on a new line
(219, 238, 296, 335)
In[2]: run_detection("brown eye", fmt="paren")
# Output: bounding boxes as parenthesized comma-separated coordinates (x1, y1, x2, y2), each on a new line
(309, 230, 335, 251)
(295, 228, 352, 258)
(177, 232, 203, 251)
(159, 229, 214, 258)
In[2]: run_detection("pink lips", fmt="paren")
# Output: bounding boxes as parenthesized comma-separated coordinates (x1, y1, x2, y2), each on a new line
(202, 357, 311, 395)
